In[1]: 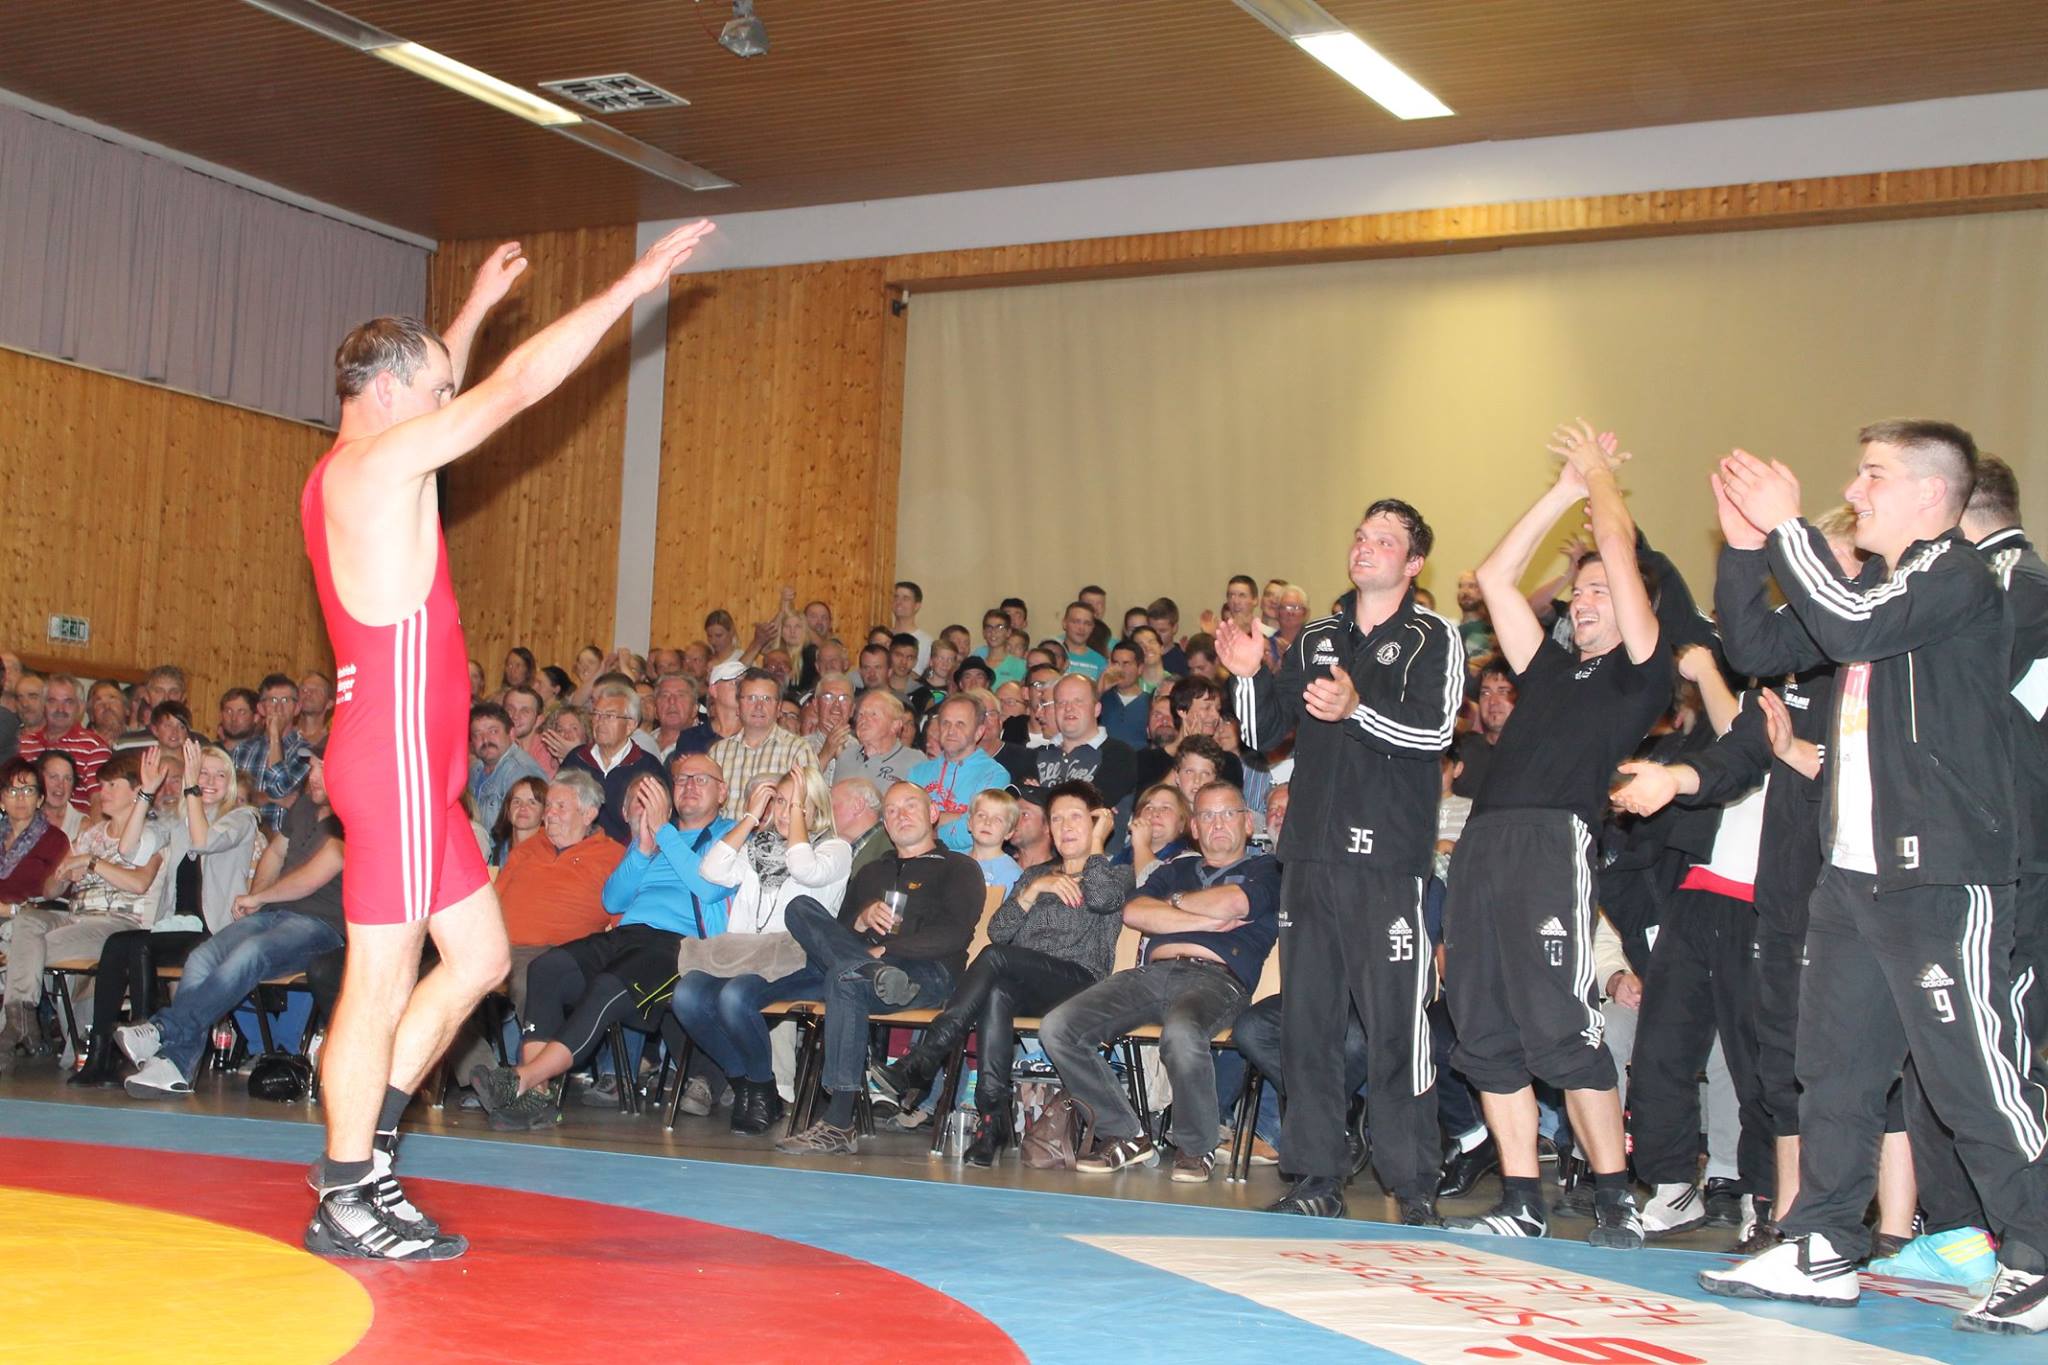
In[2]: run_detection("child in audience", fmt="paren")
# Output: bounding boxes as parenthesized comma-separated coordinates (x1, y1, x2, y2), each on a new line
(966, 787, 1022, 893)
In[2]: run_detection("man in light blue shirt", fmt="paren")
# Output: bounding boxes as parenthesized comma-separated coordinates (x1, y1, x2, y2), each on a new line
(468, 702, 547, 830)
(1059, 602, 1108, 681)
(908, 696, 1010, 853)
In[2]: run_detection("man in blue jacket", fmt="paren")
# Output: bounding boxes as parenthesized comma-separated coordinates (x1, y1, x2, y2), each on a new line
(471, 751, 735, 1130)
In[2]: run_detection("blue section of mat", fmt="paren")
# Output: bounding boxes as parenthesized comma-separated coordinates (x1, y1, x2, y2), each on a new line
(2, 1100, 2032, 1363)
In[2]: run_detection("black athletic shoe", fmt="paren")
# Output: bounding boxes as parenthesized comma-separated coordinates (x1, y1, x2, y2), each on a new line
(1589, 1191, 1646, 1249)
(305, 1183, 467, 1261)
(1400, 1196, 1446, 1228)
(1871, 1231, 1914, 1262)
(1703, 1177, 1744, 1228)
(1451, 1196, 1548, 1238)
(1266, 1176, 1347, 1218)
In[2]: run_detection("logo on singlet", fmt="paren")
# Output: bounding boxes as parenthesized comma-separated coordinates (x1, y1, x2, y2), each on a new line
(334, 663, 357, 707)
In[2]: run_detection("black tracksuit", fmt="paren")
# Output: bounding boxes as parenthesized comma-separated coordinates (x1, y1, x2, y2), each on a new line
(1906, 525, 2048, 1236)
(1235, 587, 1462, 1197)
(1739, 523, 2048, 1269)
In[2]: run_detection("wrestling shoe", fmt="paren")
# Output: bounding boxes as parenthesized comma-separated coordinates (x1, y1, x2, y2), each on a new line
(1589, 1190, 1646, 1249)
(305, 1182, 466, 1261)
(1451, 1196, 1548, 1238)
(1702, 1177, 1744, 1228)
(489, 1081, 560, 1132)
(115, 1021, 161, 1065)
(1698, 1232, 1858, 1306)
(367, 1149, 441, 1240)
(1868, 1228, 1999, 1293)
(1400, 1196, 1446, 1228)
(1956, 1266, 2048, 1336)
(1639, 1181, 1707, 1237)
(467, 1063, 520, 1116)
(1265, 1176, 1346, 1217)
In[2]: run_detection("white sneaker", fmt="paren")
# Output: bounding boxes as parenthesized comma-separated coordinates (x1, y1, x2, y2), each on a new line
(116, 1021, 160, 1064)
(1640, 1180, 1707, 1236)
(1957, 1265, 2048, 1335)
(679, 1075, 715, 1117)
(123, 1056, 191, 1099)
(1698, 1232, 1859, 1306)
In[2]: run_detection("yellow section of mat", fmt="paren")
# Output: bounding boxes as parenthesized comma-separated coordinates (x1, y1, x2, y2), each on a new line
(2, 1186, 372, 1363)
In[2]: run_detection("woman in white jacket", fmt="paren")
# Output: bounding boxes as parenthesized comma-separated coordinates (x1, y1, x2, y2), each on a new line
(672, 764, 849, 1134)
(73, 741, 260, 1085)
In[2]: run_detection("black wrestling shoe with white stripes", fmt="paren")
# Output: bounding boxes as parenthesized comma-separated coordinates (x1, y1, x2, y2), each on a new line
(305, 1182, 468, 1261)
(1957, 1266, 2048, 1336)
(367, 1149, 441, 1240)
(1450, 1196, 1548, 1239)
(1588, 1191, 1646, 1249)
(1698, 1232, 1857, 1306)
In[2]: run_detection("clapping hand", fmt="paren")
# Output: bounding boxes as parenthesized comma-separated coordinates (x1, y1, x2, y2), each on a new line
(1717, 449, 1802, 536)
(1759, 688, 1795, 759)
(1710, 456, 1772, 550)
(140, 744, 166, 797)
(1610, 760, 1679, 817)
(1213, 619, 1265, 678)
(1303, 664, 1359, 723)
(181, 738, 204, 787)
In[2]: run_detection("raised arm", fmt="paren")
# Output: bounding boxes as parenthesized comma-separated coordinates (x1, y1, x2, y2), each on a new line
(361, 221, 715, 486)
(1220, 617, 1295, 752)
(1551, 422, 1659, 664)
(1477, 461, 1588, 674)
(439, 242, 529, 391)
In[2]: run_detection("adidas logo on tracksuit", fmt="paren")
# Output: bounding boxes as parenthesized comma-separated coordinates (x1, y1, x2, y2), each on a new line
(1917, 964, 1956, 989)
(1538, 917, 1568, 937)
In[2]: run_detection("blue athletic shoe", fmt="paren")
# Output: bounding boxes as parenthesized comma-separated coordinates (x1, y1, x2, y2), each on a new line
(1868, 1227, 1999, 1292)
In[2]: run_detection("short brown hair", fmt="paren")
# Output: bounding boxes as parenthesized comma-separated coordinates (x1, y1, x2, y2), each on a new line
(1858, 418, 1977, 515)
(335, 316, 445, 401)
(1965, 453, 2020, 527)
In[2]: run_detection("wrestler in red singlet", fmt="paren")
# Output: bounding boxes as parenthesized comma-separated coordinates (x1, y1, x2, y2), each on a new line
(301, 454, 487, 926)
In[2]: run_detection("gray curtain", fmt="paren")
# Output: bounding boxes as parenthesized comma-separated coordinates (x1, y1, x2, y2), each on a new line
(0, 103, 425, 427)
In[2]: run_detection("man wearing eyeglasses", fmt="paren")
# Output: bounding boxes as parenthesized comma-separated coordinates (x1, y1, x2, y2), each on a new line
(708, 667, 816, 819)
(561, 680, 668, 844)
(1040, 781, 1280, 1184)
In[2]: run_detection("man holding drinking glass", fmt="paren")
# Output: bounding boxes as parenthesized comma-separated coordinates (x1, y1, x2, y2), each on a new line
(776, 780, 983, 1155)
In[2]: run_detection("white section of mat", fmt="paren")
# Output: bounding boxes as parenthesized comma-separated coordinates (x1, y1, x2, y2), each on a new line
(1073, 1236, 1944, 1364)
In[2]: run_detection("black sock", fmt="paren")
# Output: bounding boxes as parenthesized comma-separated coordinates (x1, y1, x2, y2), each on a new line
(1502, 1175, 1545, 1207)
(321, 1156, 375, 1190)
(377, 1085, 412, 1133)
(1592, 1169, 1630, 1202)
(823, 1090, 857, 1129)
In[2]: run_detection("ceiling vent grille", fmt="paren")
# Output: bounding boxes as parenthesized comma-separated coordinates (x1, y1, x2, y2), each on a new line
(539, 73, 689, 113)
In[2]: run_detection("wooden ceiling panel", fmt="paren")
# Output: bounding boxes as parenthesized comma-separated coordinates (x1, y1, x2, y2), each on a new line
(1, 1, 2044, 240)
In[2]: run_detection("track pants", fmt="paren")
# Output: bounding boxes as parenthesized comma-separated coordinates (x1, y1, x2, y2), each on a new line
(1782, 869, 2048, 1269)
(1751, 884, 1810, 1139)
(1627, 887, 1772, 1193)
(1277, 862, 1438, 1197)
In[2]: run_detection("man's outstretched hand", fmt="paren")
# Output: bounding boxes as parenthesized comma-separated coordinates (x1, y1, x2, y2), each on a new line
(468, 241, 529, 313)
(622, 220, 716, 297)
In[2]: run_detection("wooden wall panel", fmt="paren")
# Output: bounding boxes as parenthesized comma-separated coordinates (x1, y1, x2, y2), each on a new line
(0, 346, 330, 728)
(427, 225, 636, 682)
(651, 261, 905, 649)
(883, 159, 2048, 287)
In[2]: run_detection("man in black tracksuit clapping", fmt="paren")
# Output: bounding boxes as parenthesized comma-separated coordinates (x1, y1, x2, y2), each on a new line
(1219, 497, 1463, 1223)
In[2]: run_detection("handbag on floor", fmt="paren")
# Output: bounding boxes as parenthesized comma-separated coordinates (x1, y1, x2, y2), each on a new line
(1020, 1089, 1095, 1170)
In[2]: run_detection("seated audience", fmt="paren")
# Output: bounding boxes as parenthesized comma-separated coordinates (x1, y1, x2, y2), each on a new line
(561, 680, 669, 843)
(964, 786, 1025, 893)
(117, 759, 345, 1098)
(468, 701, 547, 831)
(774, 781, 983, 1155)
(38, 751, 85, 841)
(872, 780, 1130, 1164)
(18, 674, 111, 808)
(0, 757, 71, 907)
(1040, 782, 1280, 1184)
(471, 753, 736, 1130)
(908, 696, 1010, 852)
(502, 684, 554, 776)
(709, 668, 818, 818)
(489, 775, 548, 864)
(231, 673, 314, 831)
(671, 766, 851, 1132)
(1122, 782, 1192, 881)
(75, 741, 261, 1086)
(830, 689, 919, 793)
(1034, 674, 1138, 805)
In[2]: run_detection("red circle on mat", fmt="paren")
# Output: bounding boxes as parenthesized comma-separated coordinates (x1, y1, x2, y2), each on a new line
(9, 1137, 1022, 1362)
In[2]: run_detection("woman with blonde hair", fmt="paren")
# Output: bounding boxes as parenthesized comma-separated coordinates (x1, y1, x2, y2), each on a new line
(74, 741, 261, 1085)
(672, 762, 850, 1134)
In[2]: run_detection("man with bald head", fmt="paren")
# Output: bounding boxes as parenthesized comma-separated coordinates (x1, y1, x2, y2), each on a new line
(776, 780, 983, 1155)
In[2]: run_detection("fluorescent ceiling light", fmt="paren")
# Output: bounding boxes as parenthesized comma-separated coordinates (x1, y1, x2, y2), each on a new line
(370, 41, 582, 127)
(1233, 0, 1452, 121)
(1294, 31, 1452, 120)
(240, 0, 734, 190)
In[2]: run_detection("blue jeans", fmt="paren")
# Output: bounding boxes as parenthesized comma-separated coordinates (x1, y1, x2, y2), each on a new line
(153, 910, 342, 1078)
(671, 966, 822, 1083)
(784, 899, 952, 1095)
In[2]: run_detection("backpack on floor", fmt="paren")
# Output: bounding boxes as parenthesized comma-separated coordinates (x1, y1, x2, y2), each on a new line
(1020, 1089, 1095, 1170)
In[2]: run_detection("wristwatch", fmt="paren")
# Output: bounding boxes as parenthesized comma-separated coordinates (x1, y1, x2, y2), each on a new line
(1169, 891, 1185, 909)
(137, 790, 155, 806)
(183, 784, 202, 797)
